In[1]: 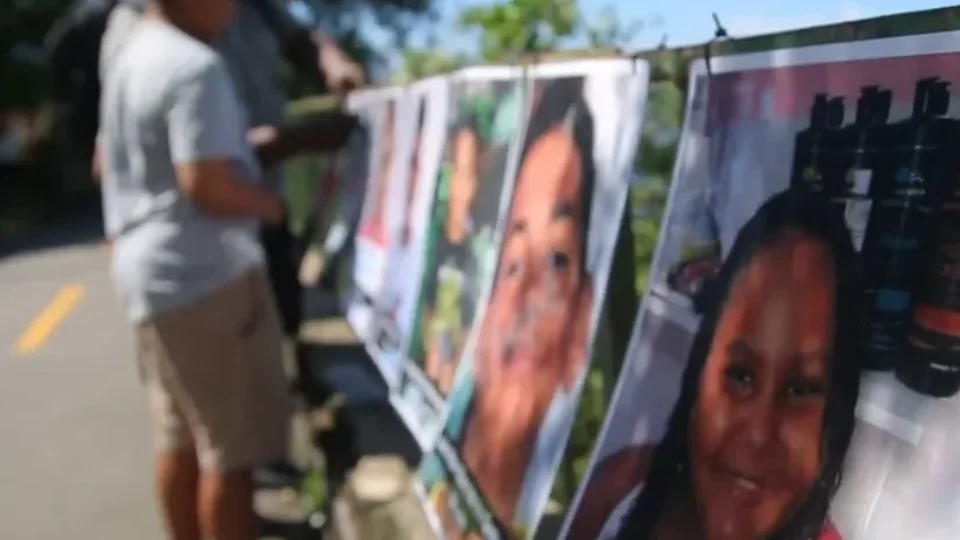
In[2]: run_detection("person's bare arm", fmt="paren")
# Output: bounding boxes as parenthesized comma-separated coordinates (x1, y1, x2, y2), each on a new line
(279, 25, 363, 94)
(167, 60, 284, 225)
(312, 30, 364, 93)
(175, 159, 284, 225)
(248, 111, 358, 168)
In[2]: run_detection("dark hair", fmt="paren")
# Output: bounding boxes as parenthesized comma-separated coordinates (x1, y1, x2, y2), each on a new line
(410, 95, 427, 154)
(616, 189, 864, 540)
(416, 94, 428, 132)
(512, 77, 597, 281)
(446, 81, 519, 233)
(383, 99, 396, 130)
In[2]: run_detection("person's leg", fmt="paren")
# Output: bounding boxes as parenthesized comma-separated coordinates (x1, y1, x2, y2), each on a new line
(156, 449, 202, 540)
(152, 269, 295, 539)
(136, 323, 202, 540)
(198, 468, 257, 540)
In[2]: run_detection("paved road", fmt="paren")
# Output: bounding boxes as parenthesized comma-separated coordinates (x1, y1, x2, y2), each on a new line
(0, 236, 164, 540)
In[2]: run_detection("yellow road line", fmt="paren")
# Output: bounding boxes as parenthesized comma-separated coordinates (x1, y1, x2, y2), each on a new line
(14, 284, 86, 355)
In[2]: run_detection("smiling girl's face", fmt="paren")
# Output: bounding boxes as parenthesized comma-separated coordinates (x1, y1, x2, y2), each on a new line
(689, 228, 835, 540)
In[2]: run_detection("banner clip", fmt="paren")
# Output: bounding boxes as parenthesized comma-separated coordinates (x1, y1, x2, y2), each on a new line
(703, 12, 730, 78)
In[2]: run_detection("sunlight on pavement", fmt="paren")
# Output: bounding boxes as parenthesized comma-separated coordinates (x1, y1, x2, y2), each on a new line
(13, 283, 86, 355)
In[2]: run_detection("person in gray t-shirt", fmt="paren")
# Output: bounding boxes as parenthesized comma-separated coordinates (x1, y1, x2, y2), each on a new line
(100, 1, 295, 538)
(101, 5, 285, 320)
(98, 0, 363, 492)
(99, 0, 361, 334)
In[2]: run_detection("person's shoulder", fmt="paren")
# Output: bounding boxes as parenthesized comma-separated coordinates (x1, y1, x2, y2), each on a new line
(99, 4, 145, 80)
(170, 40, 230, 86)
(122, 22, 229, 86)
(153, 23, 225, 75)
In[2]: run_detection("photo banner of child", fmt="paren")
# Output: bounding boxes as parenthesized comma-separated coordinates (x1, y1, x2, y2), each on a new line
(346, 87, 404, 341)
(319, 106, 373, 308)
(392, 66, 530, 449)
(371, 77, 451, 387)
(417, 58, 651, 540)
(563, 31, 960, 540)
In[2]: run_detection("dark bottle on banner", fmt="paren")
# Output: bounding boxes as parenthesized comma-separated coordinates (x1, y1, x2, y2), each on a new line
(844, 86, 892, 252)
(866, 79, 944, 371)
(816, 96, 850, 221)
(790, 94, 830, 195)
(899, 78, 960, 397)
(838, 86, 893, 371)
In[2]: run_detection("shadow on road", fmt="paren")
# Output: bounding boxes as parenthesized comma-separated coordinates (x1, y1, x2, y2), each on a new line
(0, 214, 105, 261)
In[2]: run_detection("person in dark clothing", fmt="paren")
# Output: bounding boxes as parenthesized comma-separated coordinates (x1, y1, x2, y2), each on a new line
(45, 0, 120, 167)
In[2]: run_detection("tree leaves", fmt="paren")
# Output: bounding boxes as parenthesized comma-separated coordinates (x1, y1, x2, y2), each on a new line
(457, 0, 580, 61)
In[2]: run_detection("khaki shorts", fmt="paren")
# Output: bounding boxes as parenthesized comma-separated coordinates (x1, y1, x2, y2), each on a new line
(136, 268, 294, 472)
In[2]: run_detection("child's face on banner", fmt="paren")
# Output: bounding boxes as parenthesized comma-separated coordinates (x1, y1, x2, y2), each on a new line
(447, 127, 480, 242)
(689, 228, 834, 540)
(477, 123, 592, 404)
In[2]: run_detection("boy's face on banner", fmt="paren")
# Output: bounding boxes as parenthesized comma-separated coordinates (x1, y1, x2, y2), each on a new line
(690, 229, 834, 540)
(477, 122, 592, 407)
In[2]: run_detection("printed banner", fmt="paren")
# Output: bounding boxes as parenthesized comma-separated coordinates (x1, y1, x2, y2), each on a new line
(393, 66, 529, 447)
(563, 31, 960, 540)
(346, 87, 403, 340)
(418, 58, 651, 540)
(320, 109, 374, 309)
(371, 77, 451, 386)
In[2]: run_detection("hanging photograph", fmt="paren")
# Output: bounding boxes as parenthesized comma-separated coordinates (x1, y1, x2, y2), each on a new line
(372, 77, 451, 386)
(314, 105, 375, 310)
(563, 31, 960, 540)
(345, 87, 403, 340)
(393, 66, 529, 448)
(418, 58, 651, 540)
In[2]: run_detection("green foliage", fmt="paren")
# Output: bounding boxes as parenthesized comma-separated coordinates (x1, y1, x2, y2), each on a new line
(631, 177, 669, 290)
(300, 466, 327, 516)
(393, 1, 648, 83)
(457, 0, 580, 61)
(550, 354, 612, 504)
(583, 5, 643, 50)
(0, 0, 64, 110)
(303, 0, 437, 76)
(283, 154, 326, 235)
(631, 70, 683, 292)
(392, 48, 468, 83)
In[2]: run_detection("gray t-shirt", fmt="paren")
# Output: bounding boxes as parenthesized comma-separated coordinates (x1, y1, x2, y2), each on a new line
(101, 0, 289, 190)
(100, 20, 264, 323)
